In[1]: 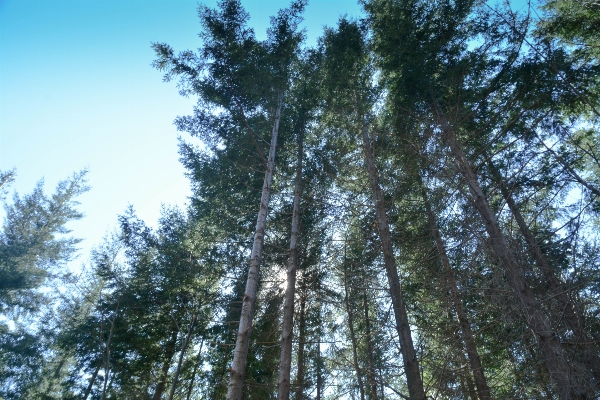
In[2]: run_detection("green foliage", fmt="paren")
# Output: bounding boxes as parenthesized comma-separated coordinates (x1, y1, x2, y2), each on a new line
(0, 171, 88, 313)
(7, 1, 600, 398)
(538, 0, 600, 60)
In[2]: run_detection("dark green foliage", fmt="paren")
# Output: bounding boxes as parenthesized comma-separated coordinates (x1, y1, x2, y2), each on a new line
(6, 1, 600, 398)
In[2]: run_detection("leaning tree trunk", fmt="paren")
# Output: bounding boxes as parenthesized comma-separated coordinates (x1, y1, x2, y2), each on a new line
(227, 94, 282, 400)
(487, 158, 600, 381)
(420, 185, 492, 400)
(168, 315, 197, 400)
(277, 123, 304, 400)
(434, 105, 582, 400)
(361, 120, 426, 400)
(153, 327, 179, 400)
(185, 338, 204, 400)
(343, 256, 366, 400)
(83, 364, 101, 400)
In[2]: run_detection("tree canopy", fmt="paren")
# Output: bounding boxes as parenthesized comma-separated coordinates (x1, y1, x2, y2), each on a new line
(2, 0, 599, 399)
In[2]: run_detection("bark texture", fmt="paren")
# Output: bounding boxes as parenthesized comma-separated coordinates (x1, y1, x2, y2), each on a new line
(361, 121, 426, 400)
(227, 95, 282, 400)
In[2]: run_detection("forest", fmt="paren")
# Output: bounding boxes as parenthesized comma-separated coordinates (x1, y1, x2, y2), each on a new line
(1, 0, 599, 399)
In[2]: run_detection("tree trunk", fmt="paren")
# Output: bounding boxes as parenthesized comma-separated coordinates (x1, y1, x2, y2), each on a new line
(434, 106, 582, 400)
(101, 301, 119, 400)
(343, 256, 366, 400)
(316, 331, 323, 400)
(363, 294, 379, 400)
(227, 94, 282, 400)
(153, 327, 179, 400)
(361, 120, 426, 400)
(295, 284, 307, 400)
(316, 282, 323, 400)
(421, 185, 491, 400)
(83, 364, 101, 400)
(487, 158, 600, 381)
(168, 315, 197, 400)
(185, 338, 204, 400)
(277, 122, 304, 400)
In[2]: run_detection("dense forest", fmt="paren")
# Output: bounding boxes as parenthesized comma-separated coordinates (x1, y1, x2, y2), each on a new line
(1, 0, 599, 398)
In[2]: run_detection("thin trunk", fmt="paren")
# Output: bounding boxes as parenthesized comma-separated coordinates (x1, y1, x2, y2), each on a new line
(420, 185, 491, 400)
(277, 122, 304, 400)
(295, 285, 307, 400)
(43, 358, 66, 397)
(487, 158, 600, 380)
(185, 338, 204, 400)
(316, 331, 322, 400)
(101, 301, 119, 400)
(168, 315, 197, 400)
(316, 283, 323, 400)
(361, 120, 426, 400)
(343, 256, 366, 400)
(83, 364, 101, 400)
(363, 294, 379, 400)
(227, 93, 282, 400)
(153, 327, 179, 400)
(434, 106, 581, 400)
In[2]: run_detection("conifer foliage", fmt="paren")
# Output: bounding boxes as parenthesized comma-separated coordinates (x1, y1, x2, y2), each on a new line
(2, 0, 599, 399)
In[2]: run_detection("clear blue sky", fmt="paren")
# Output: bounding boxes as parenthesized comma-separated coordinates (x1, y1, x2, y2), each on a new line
(0, 0, 363, 265)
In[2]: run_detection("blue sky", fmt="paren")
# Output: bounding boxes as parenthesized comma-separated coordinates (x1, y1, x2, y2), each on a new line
(0, 0, 363, 264)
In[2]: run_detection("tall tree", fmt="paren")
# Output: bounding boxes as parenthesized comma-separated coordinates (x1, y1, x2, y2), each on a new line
(154, 2, 306, 397)
(366, 0, 598, 396)
(322, 19, 426, 399)
(0, 171, 88, 399)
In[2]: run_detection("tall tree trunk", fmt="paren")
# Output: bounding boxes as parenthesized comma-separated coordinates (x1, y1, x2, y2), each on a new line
(343, 256, 366, 400)
(316, 332, 323, 400)
(185, 338, 204, 400)
(434, 106, 582, 400)
(361, 120, 426, 400)
(227, 94, 282, 400)
(363, 294, 379, 400)
(316, 282, 323, 400)
(153, 327, 179, 400)
(277, 122, 304, 400)
(83, 364, 101, 400)
(420, 185, 492, 400)
(168, 315, 197, 400)
(101, 301, 119, 400)
(487, 158, 600, 381)
(295, 283, 307, 400)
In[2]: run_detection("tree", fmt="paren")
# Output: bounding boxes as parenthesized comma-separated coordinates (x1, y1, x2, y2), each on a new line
(322, 18, 426, 399)
(365, 0, 598, 396)
(0, 170, 88, 399)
